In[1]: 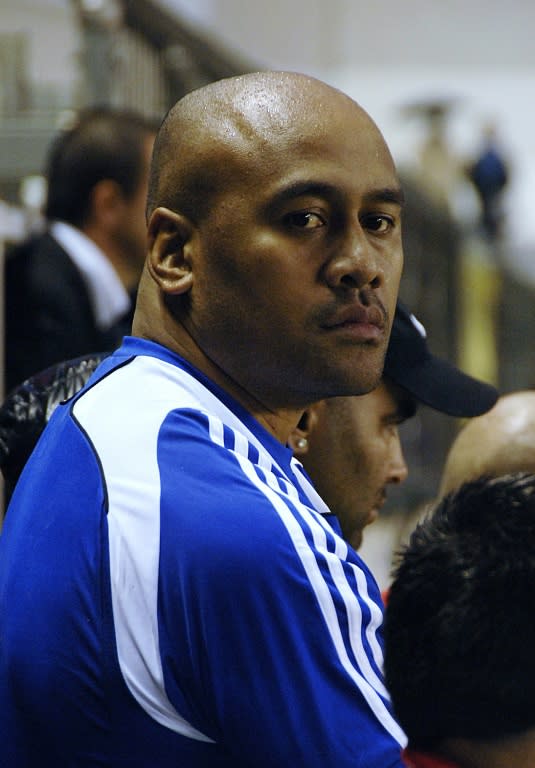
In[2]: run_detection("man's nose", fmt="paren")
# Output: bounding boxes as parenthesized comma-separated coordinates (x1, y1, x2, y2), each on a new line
(323, 225, 383, 291)
(388, 435, 409, 485)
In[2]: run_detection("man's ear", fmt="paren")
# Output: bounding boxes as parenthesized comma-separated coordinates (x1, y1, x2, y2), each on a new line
(288, 401, 325, 455)
(146, 206, 195, 295)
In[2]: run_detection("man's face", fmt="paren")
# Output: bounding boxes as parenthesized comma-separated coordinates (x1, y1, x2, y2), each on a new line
(298, 381, 412, 550)
(183, 100, 404, 410)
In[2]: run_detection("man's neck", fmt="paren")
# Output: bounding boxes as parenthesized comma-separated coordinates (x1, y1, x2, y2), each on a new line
(132, 286, 304, 445)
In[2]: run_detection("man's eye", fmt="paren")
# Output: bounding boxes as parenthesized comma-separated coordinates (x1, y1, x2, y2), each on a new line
(363, 215, 394, 233)
(284, 211, 325, 229)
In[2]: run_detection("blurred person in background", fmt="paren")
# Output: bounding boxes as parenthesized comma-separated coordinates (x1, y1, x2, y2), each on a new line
(5, 107, 158, 392)
(467, 120, 509, 243)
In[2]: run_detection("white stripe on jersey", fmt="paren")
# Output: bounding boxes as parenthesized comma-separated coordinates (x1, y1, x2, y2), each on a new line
(278, 475, 388, 697)
(257, 457, 390, 698)
(74, 357, 215, 742)
(290, 453, 390, 695)
(207, 414, 407, 748)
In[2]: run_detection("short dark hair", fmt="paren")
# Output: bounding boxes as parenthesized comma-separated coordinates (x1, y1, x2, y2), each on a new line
(384, 473, 535, 751)
(44, 107, 159, 227)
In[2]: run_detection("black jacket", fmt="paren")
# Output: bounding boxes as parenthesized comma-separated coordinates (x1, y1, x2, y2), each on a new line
(5, 231, 133, 391)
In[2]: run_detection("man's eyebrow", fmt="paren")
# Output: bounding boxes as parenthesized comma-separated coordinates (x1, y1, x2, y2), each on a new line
(269, 181, 405, 209)
(269, 181, 339, 207)
(364, 187, 405, 207)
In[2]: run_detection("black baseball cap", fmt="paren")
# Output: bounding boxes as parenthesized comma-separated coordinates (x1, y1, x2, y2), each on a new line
(384, 301, 499, 417)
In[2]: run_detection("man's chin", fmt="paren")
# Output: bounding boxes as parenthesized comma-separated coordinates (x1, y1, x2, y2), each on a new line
(345, 372, 384, 399)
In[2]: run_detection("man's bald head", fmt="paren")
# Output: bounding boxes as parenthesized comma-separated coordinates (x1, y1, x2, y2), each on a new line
(146, 71, 387, 223)
(439, 391, 535, 496)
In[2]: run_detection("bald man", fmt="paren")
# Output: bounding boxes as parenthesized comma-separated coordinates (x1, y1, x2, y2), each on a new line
(0, 73, 406, 767)
(439, 391, 535, 496)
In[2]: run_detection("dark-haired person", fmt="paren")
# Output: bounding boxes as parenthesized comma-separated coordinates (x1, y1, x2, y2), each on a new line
(384, 473, 535, 768)
(0, 72, 407, 767)
(5, 107, 157, 391)
(290, 301, 498, 551)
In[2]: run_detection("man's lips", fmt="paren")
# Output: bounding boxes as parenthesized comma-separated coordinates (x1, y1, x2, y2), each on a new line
(322, 303, 386, 334)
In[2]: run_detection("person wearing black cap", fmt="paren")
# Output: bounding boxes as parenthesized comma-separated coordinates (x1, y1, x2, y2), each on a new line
(289, 300, 498, 551)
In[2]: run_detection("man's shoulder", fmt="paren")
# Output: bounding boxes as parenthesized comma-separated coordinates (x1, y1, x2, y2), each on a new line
(73, 353, 300, 537)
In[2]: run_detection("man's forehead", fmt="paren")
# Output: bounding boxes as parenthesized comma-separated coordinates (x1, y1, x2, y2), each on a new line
(180, 139, 399, 221)
(210, 115, 399, 204)
(173, 74, 385, 164)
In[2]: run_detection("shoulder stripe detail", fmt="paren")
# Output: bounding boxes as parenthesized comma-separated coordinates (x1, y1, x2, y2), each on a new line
(264, 467, 388, 697)
(284, 462, 389, 686)
(348, 561, 388, 680)
(308, 520, 388, 697)
(239, 452, 406, 746)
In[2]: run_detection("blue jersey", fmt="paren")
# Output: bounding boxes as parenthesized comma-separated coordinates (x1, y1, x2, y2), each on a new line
(0, 337, 406, 767)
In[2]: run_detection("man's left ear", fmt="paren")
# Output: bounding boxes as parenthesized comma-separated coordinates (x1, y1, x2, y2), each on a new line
(146, 206, 196, 295)
(289, 402, 324, 455)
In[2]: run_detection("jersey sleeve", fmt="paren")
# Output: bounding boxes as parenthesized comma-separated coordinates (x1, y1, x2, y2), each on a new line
(156, 409, 406, 768)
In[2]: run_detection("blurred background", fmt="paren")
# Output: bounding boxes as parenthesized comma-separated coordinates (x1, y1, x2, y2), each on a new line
(2, 0, 535, 577)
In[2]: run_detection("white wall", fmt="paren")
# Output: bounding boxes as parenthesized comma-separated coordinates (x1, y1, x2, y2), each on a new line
(2, 0, 79, 105)
(163, 0, 535, 73)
